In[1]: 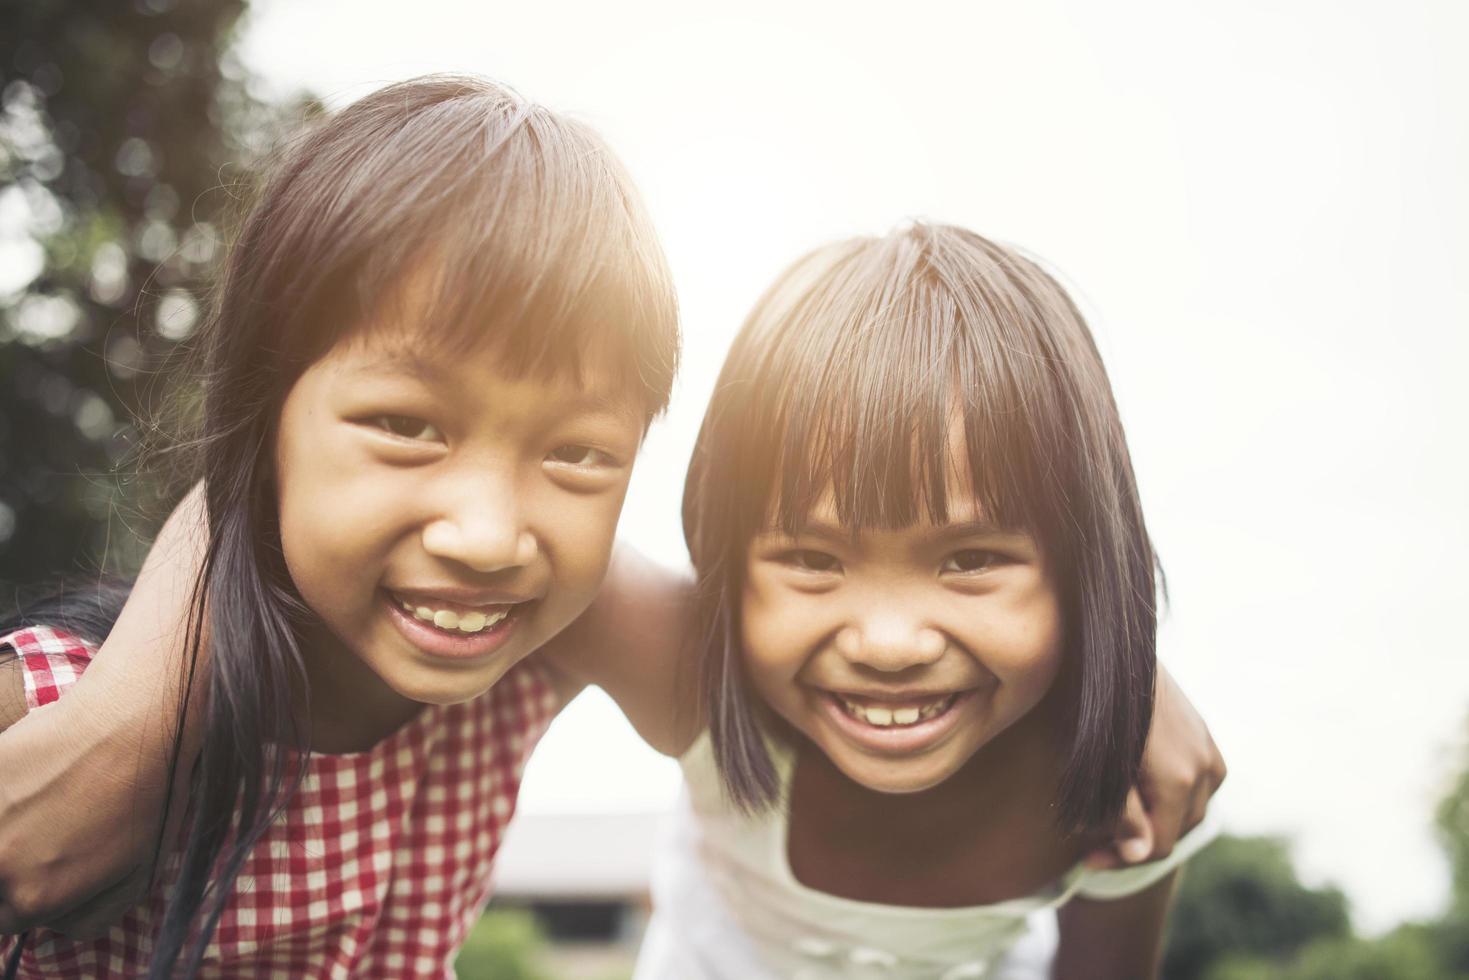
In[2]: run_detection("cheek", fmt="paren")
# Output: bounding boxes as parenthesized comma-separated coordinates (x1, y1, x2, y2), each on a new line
(274, 399, 326, 597)
(535, 483, 631, 607)
(739, 575, 814, 685)
(276, 448, 359, 616)
(991, 590, 1065, 694)
(952, 577, 1065, 691)
(275, 406, 403, 611)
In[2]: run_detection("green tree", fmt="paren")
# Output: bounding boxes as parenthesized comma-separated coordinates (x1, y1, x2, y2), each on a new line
(1204, 926, 1445, 980)
(1165, 716, 1469, 979)
(1163, 835, 1349, 980)
(1439, 722, 1469, 916)
(0, 0, 295, 584)
(1435, 722, 1469, 972)
(1424, 915, 1469, 976)
(454, 909, 553, 980)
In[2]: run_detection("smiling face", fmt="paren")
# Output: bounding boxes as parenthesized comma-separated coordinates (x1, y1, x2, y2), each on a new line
(741, 488, 1064, 795)
(272, 315, 645, 732)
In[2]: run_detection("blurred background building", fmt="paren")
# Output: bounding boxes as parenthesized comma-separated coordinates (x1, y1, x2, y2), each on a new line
(3, 1, 1467, 977)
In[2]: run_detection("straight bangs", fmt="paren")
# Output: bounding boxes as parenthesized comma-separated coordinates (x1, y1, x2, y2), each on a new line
(756, 234, 1062, 544)
(686, 223, 1157, 833)
(247, 75, 678, 417)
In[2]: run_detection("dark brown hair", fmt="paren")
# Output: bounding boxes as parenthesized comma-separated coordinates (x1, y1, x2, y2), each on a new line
(682, 223, 1154, 833)
(146, 75, 678, 977)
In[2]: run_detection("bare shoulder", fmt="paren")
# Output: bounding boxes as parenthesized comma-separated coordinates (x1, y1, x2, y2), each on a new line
(1054, 871, 1178, 980)
(540, 544, 703, 757)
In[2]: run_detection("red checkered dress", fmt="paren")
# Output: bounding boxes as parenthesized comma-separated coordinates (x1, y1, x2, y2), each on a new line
(0, 625, 559, 978)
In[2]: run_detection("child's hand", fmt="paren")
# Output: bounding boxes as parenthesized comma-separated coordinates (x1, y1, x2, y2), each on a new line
(1085, 666, 1226, 869)
(0, 690, 162, 938)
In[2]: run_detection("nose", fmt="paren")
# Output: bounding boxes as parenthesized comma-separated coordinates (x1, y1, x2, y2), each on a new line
(834, 610, 947, 673)
(421, 479, 538, 573)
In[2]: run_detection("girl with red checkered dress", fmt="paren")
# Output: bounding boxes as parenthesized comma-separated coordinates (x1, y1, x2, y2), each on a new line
(0, 74, 679, 978)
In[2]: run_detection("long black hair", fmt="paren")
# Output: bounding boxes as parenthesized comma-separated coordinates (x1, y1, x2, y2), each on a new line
(46, 75, 679, 977)
(0, 578, 133, 643)
(681, 223, 1157, 835)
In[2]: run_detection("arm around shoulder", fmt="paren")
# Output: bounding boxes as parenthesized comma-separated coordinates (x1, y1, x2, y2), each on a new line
(539, 542, 703, 757)
(1089, 663, 1227, 870)
(0, 484, 208, 936)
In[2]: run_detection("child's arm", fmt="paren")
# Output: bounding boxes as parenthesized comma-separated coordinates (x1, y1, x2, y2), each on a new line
(0, 488, 207, 938)
(1088, 667, 1227, 868)
(1053, 872, 1178, 980)
(538, 545, 702, 757)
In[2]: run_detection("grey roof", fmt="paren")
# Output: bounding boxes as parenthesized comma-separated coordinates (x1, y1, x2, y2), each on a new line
(492, 809, 666, 900)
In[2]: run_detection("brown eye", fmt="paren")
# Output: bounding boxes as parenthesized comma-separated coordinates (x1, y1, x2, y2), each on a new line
(547, 445, 614, 467)
(941, 549, 1001, 574)
(786, 549, 841, 573)
(372, 415, 443, 442)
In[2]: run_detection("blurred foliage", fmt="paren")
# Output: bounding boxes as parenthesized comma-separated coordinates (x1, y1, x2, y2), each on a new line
(0, 0, 310, 585)
(454, 909, 553, 980)
(1165, 718, 1469, 979)
(1440, 722, 1469, 918)
(1163, 835, 1349, 979)
(1202, 925, 1447, 980)
(1165, 835, 1469, 980)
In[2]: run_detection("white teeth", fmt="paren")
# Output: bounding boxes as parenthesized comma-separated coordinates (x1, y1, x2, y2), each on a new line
(455, 609, 508, 634)
(396, 595, 512, 634)
(840, 695, 956, 728)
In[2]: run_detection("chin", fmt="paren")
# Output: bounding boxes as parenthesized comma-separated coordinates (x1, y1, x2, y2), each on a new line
(832, 749, 968, 796)
(384, 667, 508, 707)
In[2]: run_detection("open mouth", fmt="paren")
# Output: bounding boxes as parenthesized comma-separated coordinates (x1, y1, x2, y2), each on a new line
(832, 692, 960, 728)
(813, 687, 976, 755)
(390, 593, 520, 635)
(382, 589, 537, 661)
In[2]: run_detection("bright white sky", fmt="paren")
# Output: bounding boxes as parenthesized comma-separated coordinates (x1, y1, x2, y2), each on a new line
(240, 0, 1468, 934)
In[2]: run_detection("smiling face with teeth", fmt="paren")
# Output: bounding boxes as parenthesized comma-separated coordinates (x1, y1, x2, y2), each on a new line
(271, 297, 648, 749)
(741, 495, 1065, 795)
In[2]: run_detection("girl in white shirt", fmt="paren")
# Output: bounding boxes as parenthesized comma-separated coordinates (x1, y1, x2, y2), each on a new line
(635, 222, 1217, 979)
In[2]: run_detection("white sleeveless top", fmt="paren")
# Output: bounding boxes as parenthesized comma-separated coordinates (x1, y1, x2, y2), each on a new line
(634, 732, 1218, 980)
